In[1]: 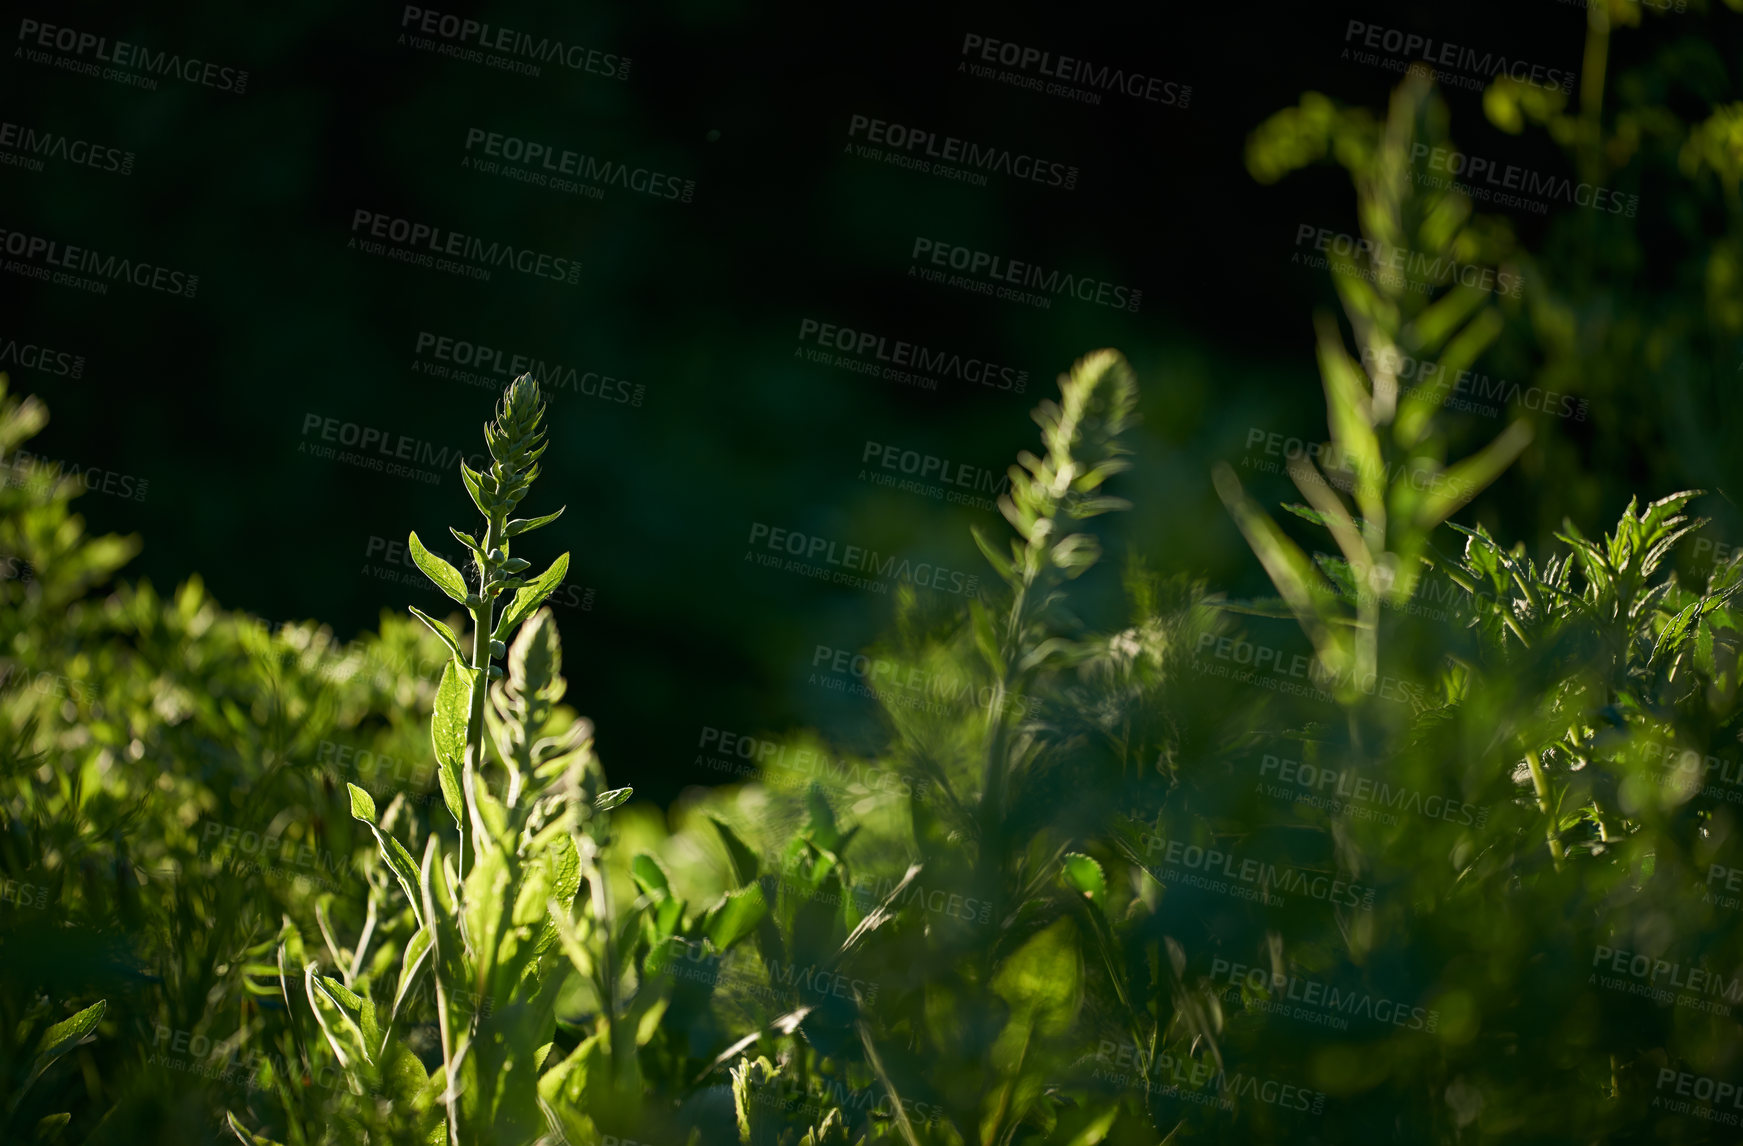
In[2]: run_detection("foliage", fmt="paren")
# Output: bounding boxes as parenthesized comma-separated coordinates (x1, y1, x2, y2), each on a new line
(7, 9, 1743, 1143)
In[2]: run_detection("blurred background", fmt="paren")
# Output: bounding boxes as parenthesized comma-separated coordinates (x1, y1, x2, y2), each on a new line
(5, 0, 1741, 807)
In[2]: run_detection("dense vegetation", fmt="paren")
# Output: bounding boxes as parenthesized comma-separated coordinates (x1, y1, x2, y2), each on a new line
(7, 12, 1743, 1143)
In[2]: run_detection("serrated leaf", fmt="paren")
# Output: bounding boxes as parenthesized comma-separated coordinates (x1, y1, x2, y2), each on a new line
(408, 606, 466, 664)
(408, 532, 469, 605)
(1653, 601, 1702, 666)
(492, 553, 570, 642)
(1061, 853, 1106, 907)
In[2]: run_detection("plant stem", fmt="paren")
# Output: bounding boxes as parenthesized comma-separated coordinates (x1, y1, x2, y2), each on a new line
(1525, 749, 1564, 869)
(462, 514, 501, 878)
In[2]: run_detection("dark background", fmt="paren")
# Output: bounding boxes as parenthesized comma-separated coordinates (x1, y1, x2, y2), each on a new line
(6, 0, 1738, 807)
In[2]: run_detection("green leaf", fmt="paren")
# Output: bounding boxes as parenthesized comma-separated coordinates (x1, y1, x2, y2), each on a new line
(449, 527, 486, 558)
(225, 1112, 287, 1146)
(1653, 601, 1702, 666)
(430, 661, 470, 828)
(407, 531, 470, 604)
(1412, 419, 1534, 532)
(391, 927, 434, 1018)
(11, 999, 107, 1115)
(33, 998, 106, 1064)
(347, 782, 378, 824)
(349, 783, 425, 929)
(492, 552, 570, 641)
(971, 523, 1018, 586)
(593, 787, 632, 813)
(505, 507, 565, 538)
(970, 599, 1006, 676)
(704, 883, 768, 951)
(632, 854, 671, 897)
(1212, 461, 1348, 676)
(33, 1113, 70, 1141)
(459, 461, 490, 516)
(1060, 853, 1106, 908)
(709, 816, 761, 889)
(408, 606, 465, 664)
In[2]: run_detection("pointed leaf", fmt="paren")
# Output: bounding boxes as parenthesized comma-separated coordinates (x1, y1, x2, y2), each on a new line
(704, 883, 768, 951)
(430, 661, 470, 828)
(709, 816, 761, 889)
(492, 553, 570, 642)
(408, 606, 466, 664)
(347, 782, 377, 823)
(593, 787, 632, 813)
(459, 461, 490, 516)
(226, 1112, 287, 1146)
(505, 508, 565, 538)
(408, 532, 469, 604)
